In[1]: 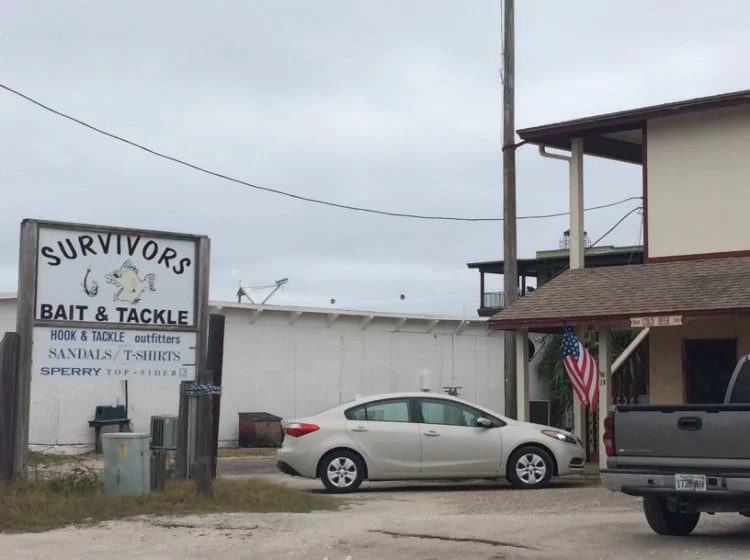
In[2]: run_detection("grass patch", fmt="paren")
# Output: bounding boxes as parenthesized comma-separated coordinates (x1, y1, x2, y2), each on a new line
(217, 447, 277, 458)
(1, 467, 338, 533)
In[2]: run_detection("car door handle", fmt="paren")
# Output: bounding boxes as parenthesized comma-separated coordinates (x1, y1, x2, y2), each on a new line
(423, 431, 440, 437)
(351, 426, 368, 432)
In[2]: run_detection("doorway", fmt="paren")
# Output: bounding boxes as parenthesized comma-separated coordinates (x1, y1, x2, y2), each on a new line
(683, 338, 737, 404)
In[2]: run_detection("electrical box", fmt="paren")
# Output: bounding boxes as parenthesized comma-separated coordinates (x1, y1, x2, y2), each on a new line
(102, 433, 151, 496)
(150, 415, 179, 450)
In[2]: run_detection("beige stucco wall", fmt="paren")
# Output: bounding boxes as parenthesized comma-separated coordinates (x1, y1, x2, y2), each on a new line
(647, 105, 750, 259)
(648, 318, 750, 404)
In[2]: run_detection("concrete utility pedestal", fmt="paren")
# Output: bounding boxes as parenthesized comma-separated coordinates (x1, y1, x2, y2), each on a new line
(102, 432, 151, 496)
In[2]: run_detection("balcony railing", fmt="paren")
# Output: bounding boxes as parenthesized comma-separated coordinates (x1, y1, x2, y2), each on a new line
(482, 290, 522, 309)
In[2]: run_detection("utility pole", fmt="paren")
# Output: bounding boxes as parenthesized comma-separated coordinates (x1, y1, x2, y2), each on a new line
(502, 0, 518, 419)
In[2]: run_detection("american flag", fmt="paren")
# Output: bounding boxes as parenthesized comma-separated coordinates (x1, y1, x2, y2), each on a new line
(561, 325, 599, 406)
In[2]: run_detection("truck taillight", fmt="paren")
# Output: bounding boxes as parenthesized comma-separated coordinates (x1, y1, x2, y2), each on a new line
(602, 414, 614, 456)
(284, 422, 319, 438)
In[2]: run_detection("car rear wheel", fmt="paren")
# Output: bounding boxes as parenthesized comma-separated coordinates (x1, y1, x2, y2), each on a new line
(507, 446, 554, 490)
(320, 450, 364, 493)
(643, 496, 700, 536)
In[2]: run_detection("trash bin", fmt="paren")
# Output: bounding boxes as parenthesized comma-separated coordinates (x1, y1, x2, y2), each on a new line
(238, 412, 283, 447)
(102, 432, 151, 495)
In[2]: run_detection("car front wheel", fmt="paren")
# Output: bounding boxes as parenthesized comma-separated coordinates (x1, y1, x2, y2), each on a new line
(319, 450, 365, 493)
(507, 446, 554, 489)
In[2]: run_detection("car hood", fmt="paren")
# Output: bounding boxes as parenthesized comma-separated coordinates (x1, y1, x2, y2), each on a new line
(507, 420, 575, 437)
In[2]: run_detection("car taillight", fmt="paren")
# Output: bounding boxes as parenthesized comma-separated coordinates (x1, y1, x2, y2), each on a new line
(602, 414, 614, 456)
(284, 422, 319, 438)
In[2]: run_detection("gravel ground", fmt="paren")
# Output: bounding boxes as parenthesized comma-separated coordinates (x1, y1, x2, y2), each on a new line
(4, 477, 750, 559)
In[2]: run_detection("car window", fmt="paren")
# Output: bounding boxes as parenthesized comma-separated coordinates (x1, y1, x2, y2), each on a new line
(345, 399, 411, 422)
(419, 399, 490, 427)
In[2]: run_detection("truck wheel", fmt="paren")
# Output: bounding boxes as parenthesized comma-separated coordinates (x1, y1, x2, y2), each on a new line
(643, 496, 700, 536)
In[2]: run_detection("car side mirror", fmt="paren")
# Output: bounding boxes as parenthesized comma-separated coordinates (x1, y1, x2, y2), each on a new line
(476, 417, 492, 428)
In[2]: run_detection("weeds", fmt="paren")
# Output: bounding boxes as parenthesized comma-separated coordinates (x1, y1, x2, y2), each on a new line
(1, 469, 337, 533)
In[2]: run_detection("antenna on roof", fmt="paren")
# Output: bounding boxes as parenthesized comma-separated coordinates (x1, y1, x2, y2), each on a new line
(233, 271, 289, 304)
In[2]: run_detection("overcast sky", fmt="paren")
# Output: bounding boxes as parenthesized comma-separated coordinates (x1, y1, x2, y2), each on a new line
(1, 1, 747, 316)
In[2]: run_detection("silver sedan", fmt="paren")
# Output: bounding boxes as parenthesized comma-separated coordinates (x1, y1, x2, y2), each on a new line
(276, 392, 586, 493)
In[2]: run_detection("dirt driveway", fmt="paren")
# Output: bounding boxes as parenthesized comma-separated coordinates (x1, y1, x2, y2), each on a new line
(4, 477, 750, 559)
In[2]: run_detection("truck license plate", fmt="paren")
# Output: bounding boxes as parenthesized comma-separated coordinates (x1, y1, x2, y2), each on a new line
(674, 474, 707, 492)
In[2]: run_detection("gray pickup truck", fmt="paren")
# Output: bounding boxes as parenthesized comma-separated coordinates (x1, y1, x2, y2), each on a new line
(601, 354, 750, 536)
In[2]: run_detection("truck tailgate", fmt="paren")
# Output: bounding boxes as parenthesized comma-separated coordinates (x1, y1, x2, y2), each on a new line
(615, 405, 750, 460)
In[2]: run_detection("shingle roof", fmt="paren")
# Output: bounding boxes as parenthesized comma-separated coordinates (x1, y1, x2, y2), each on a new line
(488, 256, 750, 330)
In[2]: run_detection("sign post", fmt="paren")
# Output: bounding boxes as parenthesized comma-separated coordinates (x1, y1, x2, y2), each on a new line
(14, 219, 209, 479)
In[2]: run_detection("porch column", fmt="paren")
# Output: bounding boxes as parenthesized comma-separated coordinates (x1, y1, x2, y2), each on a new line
(569, 137, 585, 269)
(598, 326, 612, 470)
(516, 328, 530, 422)
(570, 137, 586, 444)
(572, 327, 586, 446)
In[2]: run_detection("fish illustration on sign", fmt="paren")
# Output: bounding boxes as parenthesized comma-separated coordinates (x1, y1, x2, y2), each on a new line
(105, 260, 156, 304)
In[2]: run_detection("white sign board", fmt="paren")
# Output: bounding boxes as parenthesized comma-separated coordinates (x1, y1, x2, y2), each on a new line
(36, 226, 197, 327)
(32, 326, 197, 381)
(630, 315, 683, 328)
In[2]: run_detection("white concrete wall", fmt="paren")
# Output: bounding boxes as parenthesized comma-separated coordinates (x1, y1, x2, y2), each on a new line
(218, 307, 505, 445)
(647, 105, 750, 259)
(0, 297, 544, 452)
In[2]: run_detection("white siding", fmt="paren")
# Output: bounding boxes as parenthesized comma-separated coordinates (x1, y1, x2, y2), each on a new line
(647, 105, 750, 259)
(219, 309, 505, 445)
(0, 298, 543, 452)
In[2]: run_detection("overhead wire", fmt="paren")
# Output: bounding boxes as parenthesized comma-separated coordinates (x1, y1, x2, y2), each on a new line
(0, 82, 640, 222)
(321, 208, 643, 306)
(542, 205, 644, 285)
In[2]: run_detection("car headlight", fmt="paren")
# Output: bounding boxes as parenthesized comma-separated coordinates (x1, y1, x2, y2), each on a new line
(541, 429, 578, 445)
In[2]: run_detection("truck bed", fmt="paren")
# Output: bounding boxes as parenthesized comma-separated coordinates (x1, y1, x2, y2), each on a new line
(609, 404, 750, 472)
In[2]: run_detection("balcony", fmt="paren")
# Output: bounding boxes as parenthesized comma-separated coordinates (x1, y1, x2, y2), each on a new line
(479, 290, 523, 317)
(468, 244, 644, 318)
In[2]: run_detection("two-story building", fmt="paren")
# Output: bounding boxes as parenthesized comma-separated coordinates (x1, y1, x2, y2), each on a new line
(488, 89, 750, 466)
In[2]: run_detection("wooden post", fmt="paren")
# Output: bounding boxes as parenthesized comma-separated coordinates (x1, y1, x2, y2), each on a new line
(502, 0, 518, 419)
(195, 370, 214, 457)
(0, 333, 20, 480)
(192, 365, 215, 494)
(193, 456, 213, 497)
(206, 314, 226, 478)
(177, 236, 211, 479)
(151, 449, 167, 492)
(15, 220, 39, 480)
(175, 381, 191, 478)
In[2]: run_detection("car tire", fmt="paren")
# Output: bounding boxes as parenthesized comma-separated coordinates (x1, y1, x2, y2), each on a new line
(643, 496, 700, 536)
(507, 446, 554, 490)
(319, 449, 365, 494)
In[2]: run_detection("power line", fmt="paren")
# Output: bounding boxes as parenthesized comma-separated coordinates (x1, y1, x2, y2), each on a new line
(1, 82, 640, 222)
(587, 206, 643, 249)
(546, 205, 643, 284)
